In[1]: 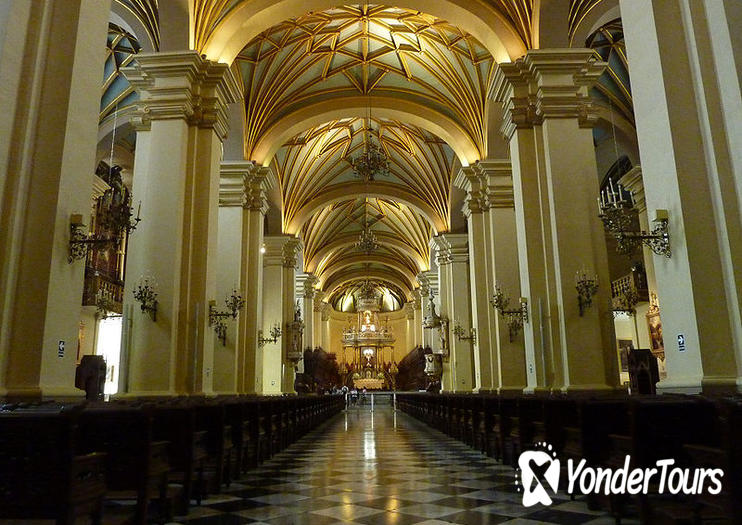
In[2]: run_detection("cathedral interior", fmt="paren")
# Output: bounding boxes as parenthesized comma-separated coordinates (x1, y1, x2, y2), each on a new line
(0, 0, 741, 523)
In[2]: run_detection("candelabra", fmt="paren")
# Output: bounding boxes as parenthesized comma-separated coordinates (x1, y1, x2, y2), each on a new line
(209, 289, 245, 346)
(350, 140, 390, 182)
(575, 269, 599, 316)
(354, 226, 380, 252)
(258, 323, 282, 347)
(68, 214, 118, 263)
(452, 322, 477, 344)
(133, 276, 158, 321)
(598, 180, 670, 257)
(490, 284, 528, 342)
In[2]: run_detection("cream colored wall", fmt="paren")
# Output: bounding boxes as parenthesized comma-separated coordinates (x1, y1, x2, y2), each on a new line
(213, 206, 242, 392)
(0, 0, 111, 398)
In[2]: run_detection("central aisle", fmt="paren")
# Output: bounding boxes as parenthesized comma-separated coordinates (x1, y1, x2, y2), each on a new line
(175, 405, 622, 525)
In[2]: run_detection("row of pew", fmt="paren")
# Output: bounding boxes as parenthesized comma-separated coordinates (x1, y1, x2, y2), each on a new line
(397, 392, 742, 524)
(0, 394, 344, 524)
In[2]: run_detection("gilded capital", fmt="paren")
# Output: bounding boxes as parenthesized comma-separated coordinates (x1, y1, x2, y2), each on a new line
(122, 51, 241, 139)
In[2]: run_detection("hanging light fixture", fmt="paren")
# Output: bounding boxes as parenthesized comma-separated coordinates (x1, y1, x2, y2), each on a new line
(354, 199, 380, 252)
(349, 5, 390, 183)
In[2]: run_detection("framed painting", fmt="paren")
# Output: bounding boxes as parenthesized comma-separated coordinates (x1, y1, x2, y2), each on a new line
(646, 309, 664, 359)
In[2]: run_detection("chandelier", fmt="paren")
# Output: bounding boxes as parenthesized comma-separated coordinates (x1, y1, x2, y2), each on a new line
(350, 139, 390, 182)
(354, 226, 380, 252)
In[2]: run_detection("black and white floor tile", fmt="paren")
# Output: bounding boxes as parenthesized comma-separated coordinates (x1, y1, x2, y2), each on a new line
(159, 405, 638, 525)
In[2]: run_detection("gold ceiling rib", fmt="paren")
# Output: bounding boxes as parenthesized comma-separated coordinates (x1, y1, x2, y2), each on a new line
(114, 0, 160, 51)
(193, 1, 534, 57)
(101, 24, 141, 123)
(568, 0, 607, 45)
(236, 6, 495, 162)
(273, 118, 454, 235)
(323, 266, 415, 300)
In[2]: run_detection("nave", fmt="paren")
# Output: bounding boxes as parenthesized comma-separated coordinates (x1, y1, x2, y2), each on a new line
(167, 405, 620, 525)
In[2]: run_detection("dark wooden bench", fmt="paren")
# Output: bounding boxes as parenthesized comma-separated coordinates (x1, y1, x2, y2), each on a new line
(78, 404, 170, 524)
(0, 405, 107, 524)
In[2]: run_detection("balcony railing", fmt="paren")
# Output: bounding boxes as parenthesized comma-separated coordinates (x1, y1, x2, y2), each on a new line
(611, 269, 649, 311)
(83, 267, 124, 314)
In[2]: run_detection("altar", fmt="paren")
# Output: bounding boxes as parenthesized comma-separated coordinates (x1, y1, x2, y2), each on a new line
(353, 378, 385, 390)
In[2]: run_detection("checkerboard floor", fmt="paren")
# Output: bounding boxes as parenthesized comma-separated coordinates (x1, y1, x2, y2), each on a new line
(164, 406, 638, 525)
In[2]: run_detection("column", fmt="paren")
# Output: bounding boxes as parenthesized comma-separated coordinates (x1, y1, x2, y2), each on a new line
(493, 49, 616, 392)
(482, 163, 527, 392)
(121, 51, 241, 395)
(431, 234, 474, 392)
(621, 0, 742, 393)
(412, 290, 423, 347)
(403, 302, 416, 351)
(232, 162, 269, 393)
(298, 273, 318, 351)
(262, 235, 302, 394)
(313, 294, 325, 350)
(1, 0, 111, 398)
(459, 167, 495, 392)
(213, 169, 244, 393)
(320, 303, 332, 351)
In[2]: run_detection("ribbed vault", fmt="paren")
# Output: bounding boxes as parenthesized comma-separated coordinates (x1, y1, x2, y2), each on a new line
(235, 5, 496, 163)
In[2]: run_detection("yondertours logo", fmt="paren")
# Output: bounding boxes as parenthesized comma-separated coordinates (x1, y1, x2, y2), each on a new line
(515, 442, 724, 507)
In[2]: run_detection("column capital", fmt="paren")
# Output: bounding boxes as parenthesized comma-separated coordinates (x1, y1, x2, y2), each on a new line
(618, 166, 646, 213)
(431, 234, 469, 265)
(320, 303, 332, 321)
(313, 293, 325, 312)
(474, 160, 515, 208)
(417, 271, 438, 297)
(219, 161, 274, 211)
(411, 289, 422, 310)
(456, 166, 488, 218)
(493, 49, 606, 139)
(122, 51, 242, 139)
(297, 273, 319, 299)
(403, 302, 416, 320)
(263, 236, 302, 268)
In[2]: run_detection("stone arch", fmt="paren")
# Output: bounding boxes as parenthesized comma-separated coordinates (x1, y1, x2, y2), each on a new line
(322, 268, 415, 300)
(285, 181, 448, 235)
(253, 95, 481, 167)
(199, 0, 525, 66)
(306, 234, 427, 274)
(318, 255, 418, 287)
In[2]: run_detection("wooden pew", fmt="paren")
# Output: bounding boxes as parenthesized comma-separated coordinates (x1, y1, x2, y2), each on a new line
(0, 405, 107, 525)
(151, 402, 208, 512)
(78, 404, 170, 524)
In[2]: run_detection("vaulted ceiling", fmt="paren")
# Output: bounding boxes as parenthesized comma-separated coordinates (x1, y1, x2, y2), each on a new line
(107, 0, 620, 311)
(234, 5, 496, 163)
(272, 117, 447, 301)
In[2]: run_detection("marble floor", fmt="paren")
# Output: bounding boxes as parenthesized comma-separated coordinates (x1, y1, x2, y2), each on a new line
(162, 404, 636, 525)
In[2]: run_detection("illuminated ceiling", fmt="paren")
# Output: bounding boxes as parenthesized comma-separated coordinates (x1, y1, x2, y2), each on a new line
(332, 280, 405, 312)
(587, 19, 633, 128)
(235, 5, 496, 162)
(101, 23, 140, 124)
(272, 117, 450, 300)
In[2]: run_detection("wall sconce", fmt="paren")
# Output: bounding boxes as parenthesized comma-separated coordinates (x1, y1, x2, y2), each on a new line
(598, 181, 670, 257)
(490, 284, 528, 342)
(133, 276, 158, 321)
(68, 214, 116, 263)
(209, 289, 245, 346)
(575, 268, 599, 316)
(258, 323, 282, 347)
(452, 321, 476, 344)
